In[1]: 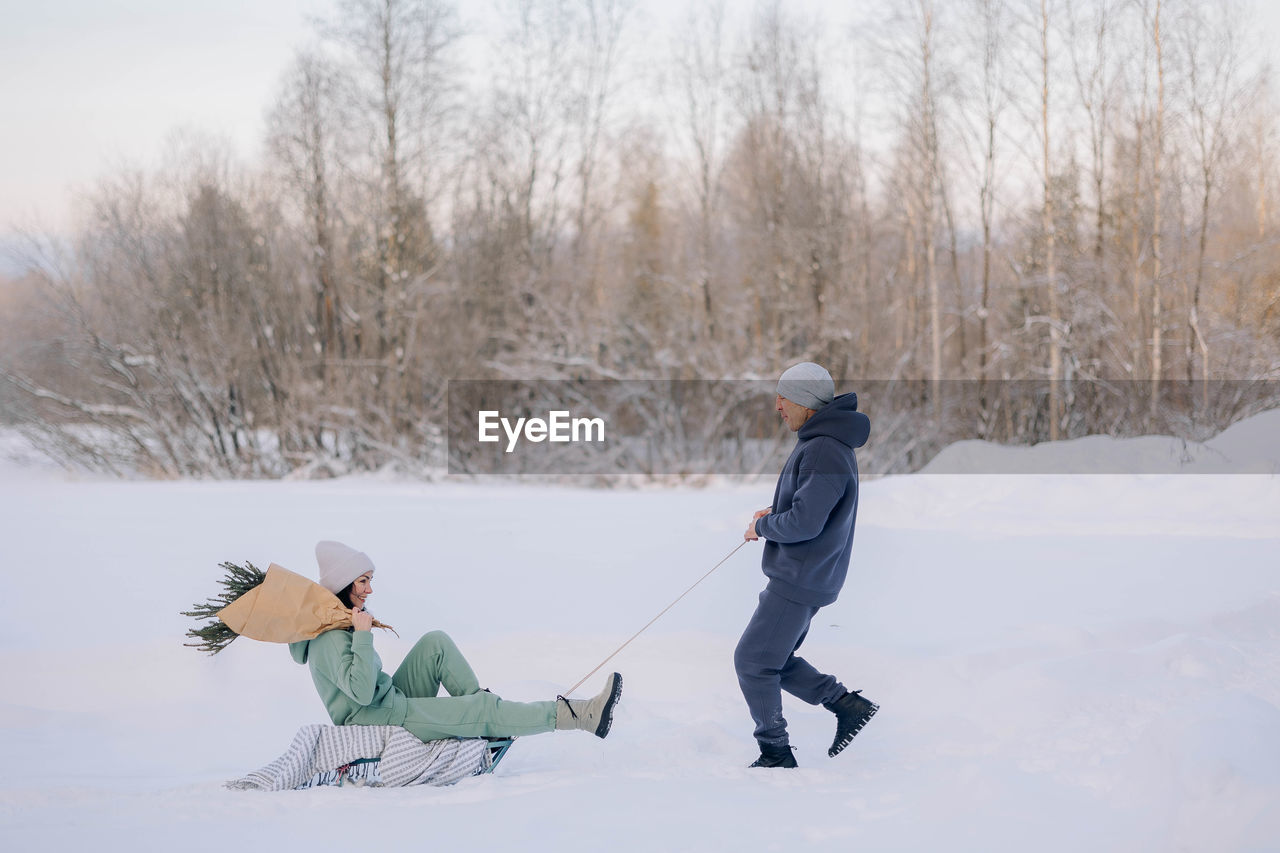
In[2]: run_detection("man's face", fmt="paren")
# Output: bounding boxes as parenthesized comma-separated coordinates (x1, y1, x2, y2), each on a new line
(776, 394, 815, 432)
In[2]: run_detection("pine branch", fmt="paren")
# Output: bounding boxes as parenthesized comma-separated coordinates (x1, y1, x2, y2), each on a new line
(182, 560, 266, 655)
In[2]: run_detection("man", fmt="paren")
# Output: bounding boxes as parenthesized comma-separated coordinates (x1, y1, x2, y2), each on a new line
(737, 362, 877, 769)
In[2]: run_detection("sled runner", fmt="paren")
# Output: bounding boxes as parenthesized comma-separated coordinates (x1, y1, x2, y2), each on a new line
(483, 737, 516, 773)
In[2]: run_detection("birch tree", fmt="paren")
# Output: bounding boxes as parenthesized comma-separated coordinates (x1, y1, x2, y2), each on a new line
(672, 0, 729, 341)
(1148, 0, 1166, 419)
(323, 0, 460, 439)
(959, 0, 1012, 393)
(1175, 0, 1250, 399)
(1039, 0, 1064, 439)
(267, 51, 352, 374)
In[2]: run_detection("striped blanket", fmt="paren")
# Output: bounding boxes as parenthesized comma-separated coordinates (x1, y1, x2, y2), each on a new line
(228, 724, 491, 790)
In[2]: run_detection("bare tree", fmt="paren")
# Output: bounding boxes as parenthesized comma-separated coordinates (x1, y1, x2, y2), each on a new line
(1067, 0, 1116, 302)
(570, 0, 632, 298)
(876, 0, 946, 390)
(322, 0, 460, 438)
(1038, 0, 1064, 439)
(1, 136, 317, 477)
(726, 1, 834, 359)
(1148, 0, 1166, 419)
(956, 0, 1013, 431)
(1120, 0, 1152, 382)
(267, 50, 352, 373)
(1175, 0, 1251, 403)
(672, 0, 729, 341)
(919, 0, 944, 392)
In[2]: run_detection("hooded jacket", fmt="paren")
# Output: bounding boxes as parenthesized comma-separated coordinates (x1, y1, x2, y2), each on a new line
(290, 628, 408, 727)
(753, 392, 870, 607)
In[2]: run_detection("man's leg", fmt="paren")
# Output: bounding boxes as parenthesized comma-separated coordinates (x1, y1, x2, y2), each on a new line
(779, 623, 846, 707)
(734, 589, 821, 749)
(391, 630, 482, 699)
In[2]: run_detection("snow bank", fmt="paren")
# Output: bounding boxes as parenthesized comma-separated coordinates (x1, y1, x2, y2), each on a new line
(921, 408, 1280, 474)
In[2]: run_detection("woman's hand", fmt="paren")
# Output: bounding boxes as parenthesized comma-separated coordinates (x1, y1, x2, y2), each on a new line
(351, 607, 373, 632)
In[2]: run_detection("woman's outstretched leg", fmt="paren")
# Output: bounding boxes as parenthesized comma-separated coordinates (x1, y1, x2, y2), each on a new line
(401, 692, 557, 740)
(399, 672, 622, 742)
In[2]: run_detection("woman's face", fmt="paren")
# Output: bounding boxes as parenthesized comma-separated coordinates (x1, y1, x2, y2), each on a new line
(348, 571, 374, 611)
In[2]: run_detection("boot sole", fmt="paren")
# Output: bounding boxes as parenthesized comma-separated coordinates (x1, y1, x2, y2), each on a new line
(828, 702, 878, 758)
(593, 672, 623, 738)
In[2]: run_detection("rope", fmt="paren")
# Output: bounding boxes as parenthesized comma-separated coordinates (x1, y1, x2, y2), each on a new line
(563, 540, 749, 697)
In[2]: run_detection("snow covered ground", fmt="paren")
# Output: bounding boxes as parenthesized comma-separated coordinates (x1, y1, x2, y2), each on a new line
(1, 417, 1279, 852)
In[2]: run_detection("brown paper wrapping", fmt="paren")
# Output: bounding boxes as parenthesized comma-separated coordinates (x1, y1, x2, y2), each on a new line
(217, 562, 376, 644)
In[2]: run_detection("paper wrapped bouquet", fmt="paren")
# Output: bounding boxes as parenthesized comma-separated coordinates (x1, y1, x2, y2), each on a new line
(183, 561, 394, 654)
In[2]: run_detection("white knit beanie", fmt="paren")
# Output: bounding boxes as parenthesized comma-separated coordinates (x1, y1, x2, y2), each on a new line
(776, 362, 835, 410)
(315, 540, 375, 593)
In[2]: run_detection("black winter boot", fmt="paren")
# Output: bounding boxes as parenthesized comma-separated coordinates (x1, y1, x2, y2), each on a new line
(823, 689, 879, 757)
(749, 741, 798, 769)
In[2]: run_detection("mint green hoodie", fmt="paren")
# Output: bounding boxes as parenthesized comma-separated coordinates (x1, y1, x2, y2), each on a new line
(289, 629, 408, 727)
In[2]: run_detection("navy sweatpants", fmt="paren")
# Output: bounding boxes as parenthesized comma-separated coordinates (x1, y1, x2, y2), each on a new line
(734, 588, 846, 747)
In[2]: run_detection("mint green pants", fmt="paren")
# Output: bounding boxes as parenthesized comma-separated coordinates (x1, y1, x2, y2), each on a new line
(392, 631, 557, 741)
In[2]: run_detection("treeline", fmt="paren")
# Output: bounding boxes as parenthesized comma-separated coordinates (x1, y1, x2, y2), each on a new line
(1, 0, 1278, 478)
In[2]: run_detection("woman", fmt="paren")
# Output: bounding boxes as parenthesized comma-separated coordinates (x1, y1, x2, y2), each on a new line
(289, 540, 622, 742)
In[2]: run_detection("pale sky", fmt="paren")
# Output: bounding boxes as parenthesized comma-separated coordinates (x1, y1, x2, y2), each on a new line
(0, 0, 324, 236)
(2, 0, 1279, 250)
(0, 0, 727, 239)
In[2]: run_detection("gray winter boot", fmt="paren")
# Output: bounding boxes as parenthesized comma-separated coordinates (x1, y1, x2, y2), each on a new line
(555, 672, 623, 738)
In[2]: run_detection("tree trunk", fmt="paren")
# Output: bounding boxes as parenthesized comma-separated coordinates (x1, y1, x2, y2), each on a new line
(1149, 0, 1165, 423)
(1042, 0, 1061, 440)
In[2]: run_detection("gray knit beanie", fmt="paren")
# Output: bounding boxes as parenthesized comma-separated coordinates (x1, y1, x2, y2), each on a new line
(776, 362, 835, 411)
(315, 540, 375, 593)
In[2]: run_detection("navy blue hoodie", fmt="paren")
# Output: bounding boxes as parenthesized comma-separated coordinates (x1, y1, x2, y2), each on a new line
(753, 392, 870, 607)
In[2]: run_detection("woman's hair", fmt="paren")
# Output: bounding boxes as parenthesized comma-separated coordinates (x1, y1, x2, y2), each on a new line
(332, 581, 395, 637)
